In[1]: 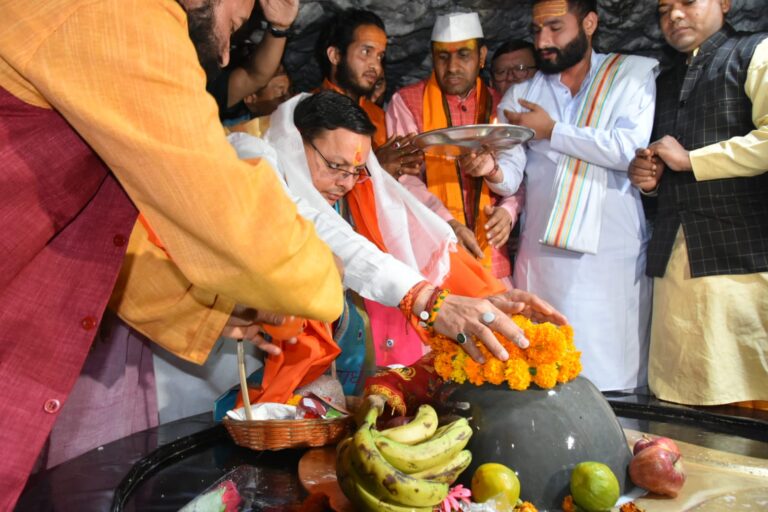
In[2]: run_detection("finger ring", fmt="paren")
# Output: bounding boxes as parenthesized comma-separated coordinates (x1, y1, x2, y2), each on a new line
(394, 141, 401, 149)
(456, 332, 468, 345)
(481, 311, 496, 324)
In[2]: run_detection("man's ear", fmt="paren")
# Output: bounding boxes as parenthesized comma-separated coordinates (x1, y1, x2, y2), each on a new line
(326, 46, 342, 66)
(721, 0, 732, 14)
(480, 45, 488, 68)
(582, 11, 599, 38)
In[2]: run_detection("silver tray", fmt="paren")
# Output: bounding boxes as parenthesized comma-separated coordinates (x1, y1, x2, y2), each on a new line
(411, 123, 534, 157)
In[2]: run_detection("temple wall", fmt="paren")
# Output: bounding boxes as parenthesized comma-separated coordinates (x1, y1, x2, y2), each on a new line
(273, 0, 768, 96)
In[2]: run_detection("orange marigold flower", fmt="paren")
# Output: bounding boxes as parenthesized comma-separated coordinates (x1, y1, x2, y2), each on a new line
(525, 323, 567, 365)
(505, 359, 531, 390)
(484, 358, 506, 385)
(427, 315, 581, 391)
(433, 352, 454, 381)
(516, 501, 539, 512)
(557, 351, 583, 383)
(559, 323, 575, 340)
(450, 351, 468, 384)
(464, 357, 485, 386)
(533, 363, 558, 389)
(562, 495, 576, 512)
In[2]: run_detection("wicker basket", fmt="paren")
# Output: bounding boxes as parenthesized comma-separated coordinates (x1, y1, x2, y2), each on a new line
(223, 396, 358, 451)
(224, 340, 358, 451)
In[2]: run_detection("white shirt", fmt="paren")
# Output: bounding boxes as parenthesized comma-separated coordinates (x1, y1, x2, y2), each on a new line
(497, 51, 659, 390)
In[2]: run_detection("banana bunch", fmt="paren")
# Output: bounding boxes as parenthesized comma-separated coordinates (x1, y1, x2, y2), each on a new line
(336, 404, 473, 512)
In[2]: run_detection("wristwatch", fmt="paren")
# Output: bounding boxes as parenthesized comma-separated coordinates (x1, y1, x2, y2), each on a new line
(268, 24, 290, 38)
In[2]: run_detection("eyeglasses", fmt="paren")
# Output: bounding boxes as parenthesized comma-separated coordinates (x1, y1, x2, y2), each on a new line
(307, 139, 370, 183)
(492, 64, 537, 80)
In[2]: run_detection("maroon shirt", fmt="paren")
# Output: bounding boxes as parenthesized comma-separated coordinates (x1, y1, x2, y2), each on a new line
(0, 87, 137, 508)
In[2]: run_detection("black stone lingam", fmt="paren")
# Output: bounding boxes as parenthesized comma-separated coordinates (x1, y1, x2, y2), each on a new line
(439, 376, 634, 511)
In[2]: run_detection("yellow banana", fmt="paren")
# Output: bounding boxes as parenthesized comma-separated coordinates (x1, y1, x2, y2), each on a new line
(409, 449, 473, 484)
(350, 407, 449, 507)
(374, 417, 472, 473)
(337, 446, 434, 512)
(379, 404, 438, 445)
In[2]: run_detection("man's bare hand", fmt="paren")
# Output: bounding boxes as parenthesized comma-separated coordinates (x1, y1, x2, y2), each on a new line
(504, 99, 555, 140)
(459, 149, 499, 182)
(259, 0, 299, 30)
(375, 134, 424, 178)
(448, 219, 483, 259)
(628, 147, 664, 192)
(649, 135, 692, 172)
(483, 205, 513, 248)
(487, 289, 568, 325)
(413, 287, 530, 363)
(221, 307, 298, 356)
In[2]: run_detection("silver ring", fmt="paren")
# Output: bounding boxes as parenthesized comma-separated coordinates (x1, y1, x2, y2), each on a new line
(481, 311, 496, 324)
(456, 332, 468, 345)
(394, 141, 401, 149)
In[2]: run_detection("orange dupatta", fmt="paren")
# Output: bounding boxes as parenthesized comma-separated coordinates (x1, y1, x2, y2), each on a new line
(347, 180, 505, 301)
(422, 73, 495, 270)
(320, 79, 387, 148)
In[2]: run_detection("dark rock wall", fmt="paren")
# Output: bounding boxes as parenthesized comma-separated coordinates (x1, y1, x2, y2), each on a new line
(269, 0, 768, 96)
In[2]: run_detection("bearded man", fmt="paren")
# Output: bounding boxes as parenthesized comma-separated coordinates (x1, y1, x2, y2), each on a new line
(629, 0, 767, 408)
(387, 12, 524, 287)
(316, 9, 423, 178)
(0, 0, 342, 506)
(497, 0, 659, 390)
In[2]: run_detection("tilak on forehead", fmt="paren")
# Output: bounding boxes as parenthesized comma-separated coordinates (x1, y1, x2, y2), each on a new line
(353, 140, 364, 166)
(433, 39, 478, 53)
(533, 0, 569, 24)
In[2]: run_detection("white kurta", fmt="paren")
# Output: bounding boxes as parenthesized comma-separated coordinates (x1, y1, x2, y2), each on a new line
(497, 51, 658, 391)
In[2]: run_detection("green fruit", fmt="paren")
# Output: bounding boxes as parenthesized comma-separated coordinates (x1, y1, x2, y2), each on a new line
(570, 462, 620, 512)
(471, 462, 520, 510)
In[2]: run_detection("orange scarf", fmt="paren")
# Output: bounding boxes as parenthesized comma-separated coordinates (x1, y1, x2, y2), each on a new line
(347, 181, 505, 299)
(320, 79, 387, 148)
(237, 319, 341, 406)
(422, 73, 495, 270)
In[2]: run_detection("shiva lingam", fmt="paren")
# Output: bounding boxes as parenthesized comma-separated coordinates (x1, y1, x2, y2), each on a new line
(438, 376, 635, 510)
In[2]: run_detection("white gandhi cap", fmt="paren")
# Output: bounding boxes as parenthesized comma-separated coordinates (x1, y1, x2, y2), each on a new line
(431, 12, 484, 43)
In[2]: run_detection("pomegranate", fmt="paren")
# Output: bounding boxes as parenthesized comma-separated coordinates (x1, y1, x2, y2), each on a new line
(629, 444, 686, 498)
(633, 435, 681, 457)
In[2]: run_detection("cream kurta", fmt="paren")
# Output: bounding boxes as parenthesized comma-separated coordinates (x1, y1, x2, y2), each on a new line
(649, 38, 768, 406)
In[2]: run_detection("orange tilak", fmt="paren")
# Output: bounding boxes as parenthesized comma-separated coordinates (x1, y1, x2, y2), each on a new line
(433, 39, 478, 53)
(533, 0, 568, 23)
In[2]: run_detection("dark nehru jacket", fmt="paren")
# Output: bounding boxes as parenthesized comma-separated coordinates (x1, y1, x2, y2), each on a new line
(646, 25, 768, 279)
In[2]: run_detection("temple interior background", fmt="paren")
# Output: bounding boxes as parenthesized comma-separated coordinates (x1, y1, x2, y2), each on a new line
(242, 0, 768, 97)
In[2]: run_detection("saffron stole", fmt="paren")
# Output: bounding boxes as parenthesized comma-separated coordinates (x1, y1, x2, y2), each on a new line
(541, 53, 627, 254)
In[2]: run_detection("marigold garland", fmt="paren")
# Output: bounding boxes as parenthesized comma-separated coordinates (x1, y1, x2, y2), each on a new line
(426, 315, 582, 391)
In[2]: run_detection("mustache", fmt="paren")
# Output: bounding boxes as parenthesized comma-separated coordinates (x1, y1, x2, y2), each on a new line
(537, 47, 561, 55)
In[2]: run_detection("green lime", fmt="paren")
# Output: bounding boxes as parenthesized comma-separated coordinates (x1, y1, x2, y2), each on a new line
(570, 462, 620, 512)
(471, 462, 520, 510)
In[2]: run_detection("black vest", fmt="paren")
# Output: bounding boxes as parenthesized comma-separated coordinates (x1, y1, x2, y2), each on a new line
(646, 26, 768, 278)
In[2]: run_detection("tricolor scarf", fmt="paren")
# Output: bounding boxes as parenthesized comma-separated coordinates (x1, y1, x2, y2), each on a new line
(541, 53, 629, 254)
(422, 73, 495, 269)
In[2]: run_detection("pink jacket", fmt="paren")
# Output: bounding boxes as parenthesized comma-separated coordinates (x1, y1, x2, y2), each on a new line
(0, 87, 137, 508)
